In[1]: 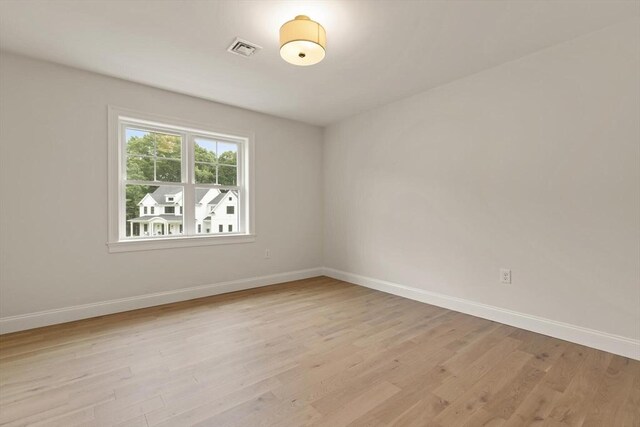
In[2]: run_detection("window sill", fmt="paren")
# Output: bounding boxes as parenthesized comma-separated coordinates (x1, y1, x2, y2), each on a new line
(107, 234, 256, 253)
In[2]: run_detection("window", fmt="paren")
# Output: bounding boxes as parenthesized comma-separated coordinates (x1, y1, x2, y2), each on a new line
(219, 224, 223, 232)
(228, 224, 233, 232)
(108, 108, 254, 252)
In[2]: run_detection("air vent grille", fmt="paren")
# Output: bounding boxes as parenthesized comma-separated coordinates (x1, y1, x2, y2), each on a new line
(227, 38, 262, 57)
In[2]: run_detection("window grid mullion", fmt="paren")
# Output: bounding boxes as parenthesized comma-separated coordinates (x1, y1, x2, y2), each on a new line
(215, 141, 219, 185)
(123, 180, 183, 186)
(153, 139, 157, 181)
(191, 184, 240, 191)
(119, 123, 127, 240)
(183, 133, 196, 236)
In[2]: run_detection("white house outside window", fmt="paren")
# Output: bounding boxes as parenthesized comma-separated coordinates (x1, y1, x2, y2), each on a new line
(108, 108, 255, 252)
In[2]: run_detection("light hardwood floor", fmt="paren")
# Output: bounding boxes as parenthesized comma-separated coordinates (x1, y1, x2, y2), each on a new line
(1, 277, 638, 427)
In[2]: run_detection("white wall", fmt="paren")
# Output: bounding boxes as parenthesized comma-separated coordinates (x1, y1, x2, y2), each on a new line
(0, 53, 323, 320)
(324, 20, 640, 342)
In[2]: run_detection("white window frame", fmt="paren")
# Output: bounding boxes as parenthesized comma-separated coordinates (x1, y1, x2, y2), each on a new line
(107, 106, 255, 253)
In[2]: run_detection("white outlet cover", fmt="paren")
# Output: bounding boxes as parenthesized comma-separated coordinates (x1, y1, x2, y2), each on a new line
(500, 268, 512, 284)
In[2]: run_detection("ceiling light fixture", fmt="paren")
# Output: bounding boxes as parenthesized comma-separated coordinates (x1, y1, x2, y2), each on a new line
(279, 15, 326, 66)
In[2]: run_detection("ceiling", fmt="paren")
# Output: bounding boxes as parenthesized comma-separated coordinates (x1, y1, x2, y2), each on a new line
(1, 1, 638, 126)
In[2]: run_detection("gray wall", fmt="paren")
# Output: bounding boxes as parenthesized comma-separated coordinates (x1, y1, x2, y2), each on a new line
(323, 20, 640, 341)
(0, 52, 324, 317)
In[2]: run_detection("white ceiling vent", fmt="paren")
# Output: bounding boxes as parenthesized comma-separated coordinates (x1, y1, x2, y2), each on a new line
(227, 38, 262, 58)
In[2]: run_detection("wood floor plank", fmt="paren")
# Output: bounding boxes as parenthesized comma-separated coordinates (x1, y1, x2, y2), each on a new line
(312, 381, 401, 427)
(582, 355, 638, 427)
(432, 336, 523, 402)
(545, 348, 613, 426)
(386, 393, 451, 427)
(617, 365, 640, 427)
(432, 350, 534, 425)
(0, 277, 637, 426)
(503, 382, 563, 426)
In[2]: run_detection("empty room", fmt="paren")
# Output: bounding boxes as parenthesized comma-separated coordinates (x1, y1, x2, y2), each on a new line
(0, 0, 638, 426)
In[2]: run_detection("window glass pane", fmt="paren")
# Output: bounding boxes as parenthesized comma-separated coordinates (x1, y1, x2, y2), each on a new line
(194, 138, 217, 163)
(126, 185, 183, 238)
(125, 128, 155, 156)
(217, 141, 237, 165)
(156, 135, 181, 159)
(195, 162, 216, 184)
(195, 188, 239, 234)
(126, 128, 182, 182)
(218, 165, 237, 186)
(126, 128, 181, 159)
(127, 156, 154, 181)
(156, 158, 181, 182)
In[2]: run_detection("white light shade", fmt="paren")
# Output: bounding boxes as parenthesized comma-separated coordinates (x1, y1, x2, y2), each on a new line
(279, 15, 326, 66)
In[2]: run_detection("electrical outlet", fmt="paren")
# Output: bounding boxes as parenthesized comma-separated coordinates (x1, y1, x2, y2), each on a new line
(500, 268, 511, 284)
(264, 249, 271, 259)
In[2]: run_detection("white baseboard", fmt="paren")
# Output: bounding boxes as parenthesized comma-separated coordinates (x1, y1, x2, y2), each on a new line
(323, 267, 640, 361)
(0, 268, 324, 335)
(4, 266, 638, 361)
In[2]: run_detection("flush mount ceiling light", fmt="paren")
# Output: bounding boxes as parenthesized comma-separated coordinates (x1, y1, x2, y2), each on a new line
(279, 15, 326, 66)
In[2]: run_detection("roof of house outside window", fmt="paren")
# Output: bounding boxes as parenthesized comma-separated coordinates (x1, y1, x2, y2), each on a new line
(147, 186, 181, 205)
